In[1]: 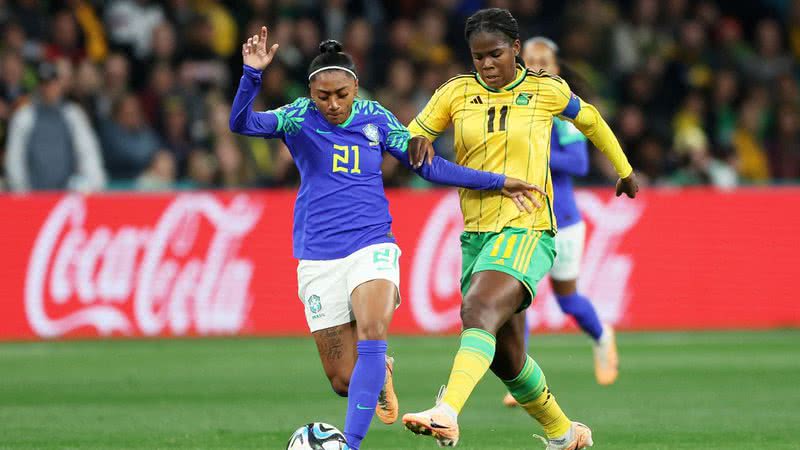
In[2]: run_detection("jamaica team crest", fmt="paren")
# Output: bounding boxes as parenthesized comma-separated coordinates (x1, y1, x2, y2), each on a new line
(516, 93, 533, 106)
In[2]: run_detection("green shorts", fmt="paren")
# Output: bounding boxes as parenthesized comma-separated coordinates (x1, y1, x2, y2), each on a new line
(461, 228, 556, 312)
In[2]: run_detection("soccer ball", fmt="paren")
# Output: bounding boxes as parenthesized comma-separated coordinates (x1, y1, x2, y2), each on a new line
(286, 422, 348, 450)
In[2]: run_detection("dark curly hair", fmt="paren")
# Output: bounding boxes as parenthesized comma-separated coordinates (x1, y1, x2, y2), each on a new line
(307, 40, 357, 81)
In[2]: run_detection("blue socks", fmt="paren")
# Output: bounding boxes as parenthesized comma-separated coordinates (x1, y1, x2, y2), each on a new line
(344, 340, 387, 450)
(523, 292, 603, 347)
(556, 293, 603, 341)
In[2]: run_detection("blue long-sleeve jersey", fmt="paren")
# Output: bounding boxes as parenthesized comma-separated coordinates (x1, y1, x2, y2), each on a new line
(230, 65, 506, 260)
(550, 117, 589, 229)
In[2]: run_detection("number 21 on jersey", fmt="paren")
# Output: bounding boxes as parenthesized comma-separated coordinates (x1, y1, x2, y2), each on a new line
(332, 144, 361, 174)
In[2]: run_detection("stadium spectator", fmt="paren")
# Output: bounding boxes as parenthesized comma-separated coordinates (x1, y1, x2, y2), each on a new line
(0, 1, 798, 189)
(213, 135, 256, 189)
(139, 63, 177, 128)
(94, 52, 130, 121)
(768, 104, 800, 180)
(135, 149, 176, 191)
(669, 127, 737, 188)
(0, 51, 30, 110)
(99, 92, 164, 181)
(733, 96, 772, 182)
(43, 10, 87, 66)
(178, 14, 230, 90)
(4, 61, 106, 192)
(159, 95, 193, 178)
(748, 18, 793, 83)
(612, 0, 670, 75)
(104, 0, 165, 58)
(131, 21, 178, 90)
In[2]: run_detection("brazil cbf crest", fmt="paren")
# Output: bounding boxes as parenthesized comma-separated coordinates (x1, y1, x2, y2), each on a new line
(362, 124, 380, 146)
(308, 295, 323, 317)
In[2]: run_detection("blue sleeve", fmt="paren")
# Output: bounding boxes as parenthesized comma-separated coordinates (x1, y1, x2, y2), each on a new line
(386, 146, 505, 190)
(550, 140, 589, 176)
(229, 65, 283, 137)
(373, 101, 505, 190)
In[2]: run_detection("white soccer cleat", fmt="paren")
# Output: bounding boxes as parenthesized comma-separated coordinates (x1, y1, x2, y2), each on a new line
(593, 323, 619, 385)
(402, 386, 459, 447)
(542, 421, 593, 450)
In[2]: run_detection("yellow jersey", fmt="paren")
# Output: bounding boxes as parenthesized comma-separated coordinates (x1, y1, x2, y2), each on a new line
(408, 65, 632, 233)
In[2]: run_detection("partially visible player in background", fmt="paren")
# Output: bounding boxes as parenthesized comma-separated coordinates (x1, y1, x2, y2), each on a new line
(402, 8, 638, 449)
(498, 38, 619, 410)
(230, 26, 540, 450)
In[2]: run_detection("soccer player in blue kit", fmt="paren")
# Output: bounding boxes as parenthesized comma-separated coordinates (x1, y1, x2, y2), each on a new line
(497, 37, 618, 410)
(230, 27, 542, 450)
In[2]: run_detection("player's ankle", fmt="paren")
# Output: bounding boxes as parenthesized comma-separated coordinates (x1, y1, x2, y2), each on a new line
(438, 401, 458, 420)
(597, 323, 612, 345)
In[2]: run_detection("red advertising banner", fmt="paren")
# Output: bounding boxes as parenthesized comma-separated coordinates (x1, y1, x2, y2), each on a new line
(0, 187, 798, 340)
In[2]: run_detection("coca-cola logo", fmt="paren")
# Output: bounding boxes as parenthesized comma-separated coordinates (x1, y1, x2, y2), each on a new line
(410, 191, 645, 332)
(25, 194, 263, 338)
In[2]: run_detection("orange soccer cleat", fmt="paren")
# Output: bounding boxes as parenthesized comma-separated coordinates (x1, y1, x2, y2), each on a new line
(375, 356, 398, 424)
(593, 324, 619, 385)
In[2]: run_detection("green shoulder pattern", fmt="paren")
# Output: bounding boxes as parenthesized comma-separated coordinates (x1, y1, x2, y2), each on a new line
(355, 99, 411, 152)
(273, 97, 312, 136)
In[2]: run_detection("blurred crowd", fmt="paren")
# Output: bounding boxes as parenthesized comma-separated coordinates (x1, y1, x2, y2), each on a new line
(0, 0, 798, 192)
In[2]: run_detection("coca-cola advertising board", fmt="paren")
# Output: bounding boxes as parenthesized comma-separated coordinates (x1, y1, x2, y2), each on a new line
(1, 188, 798, 340)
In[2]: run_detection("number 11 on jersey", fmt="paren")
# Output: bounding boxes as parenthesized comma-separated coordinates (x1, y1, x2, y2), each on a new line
(333, 144, 361, 174)
(487, 105, 508, 133)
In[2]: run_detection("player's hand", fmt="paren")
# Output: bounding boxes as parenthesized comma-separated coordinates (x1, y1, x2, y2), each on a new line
(408, 135, 434, 169)
(501, 177, 546, 213)
(615, 172, 639, 198)
(242, 26, 279, 71)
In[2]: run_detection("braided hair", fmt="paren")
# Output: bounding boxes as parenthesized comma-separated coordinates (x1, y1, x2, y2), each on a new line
(464, 8, 524, 65)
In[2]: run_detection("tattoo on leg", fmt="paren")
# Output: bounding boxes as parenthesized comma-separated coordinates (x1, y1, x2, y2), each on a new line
(321, 327, 344, 361)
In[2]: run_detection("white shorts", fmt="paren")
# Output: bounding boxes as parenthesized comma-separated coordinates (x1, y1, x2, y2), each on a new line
(297, 243, 402, 332)
(550, 221, 586, 281)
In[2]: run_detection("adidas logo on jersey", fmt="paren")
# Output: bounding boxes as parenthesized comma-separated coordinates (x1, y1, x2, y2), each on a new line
(469, 96, 484, 104)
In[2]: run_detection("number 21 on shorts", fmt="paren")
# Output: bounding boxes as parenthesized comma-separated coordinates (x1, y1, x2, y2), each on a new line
(373, 247, 399, 271)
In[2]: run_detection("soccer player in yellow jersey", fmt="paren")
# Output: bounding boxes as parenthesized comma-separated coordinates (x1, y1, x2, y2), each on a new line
(402, 8, 638, 449)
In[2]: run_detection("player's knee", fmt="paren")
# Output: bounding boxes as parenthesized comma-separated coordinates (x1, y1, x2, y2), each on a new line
(460, 298, 498, 332)
(329, 375, 350, 397)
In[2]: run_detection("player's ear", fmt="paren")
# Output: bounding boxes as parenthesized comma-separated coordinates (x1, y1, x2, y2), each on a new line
(513, 39, 521, 57)
(353, 78, 359, 96)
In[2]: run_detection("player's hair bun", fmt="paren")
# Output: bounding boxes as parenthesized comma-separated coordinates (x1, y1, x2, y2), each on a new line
(319, 40, 343, 54)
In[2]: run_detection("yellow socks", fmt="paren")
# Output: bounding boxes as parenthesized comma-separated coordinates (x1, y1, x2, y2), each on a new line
(503, 355, 572, 438)
(440, 328, 496, 413)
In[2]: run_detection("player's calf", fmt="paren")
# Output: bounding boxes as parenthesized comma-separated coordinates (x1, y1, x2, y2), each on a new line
(328, 374, 350, 397)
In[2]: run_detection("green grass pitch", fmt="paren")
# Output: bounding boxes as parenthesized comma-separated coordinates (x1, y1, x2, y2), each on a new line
(1, 330, 798, 449)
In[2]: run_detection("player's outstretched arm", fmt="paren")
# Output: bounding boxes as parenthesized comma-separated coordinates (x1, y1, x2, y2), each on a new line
(559, 95, 639, 198)
(229, 26, 284, 137)
(386, 138, 544, 212)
